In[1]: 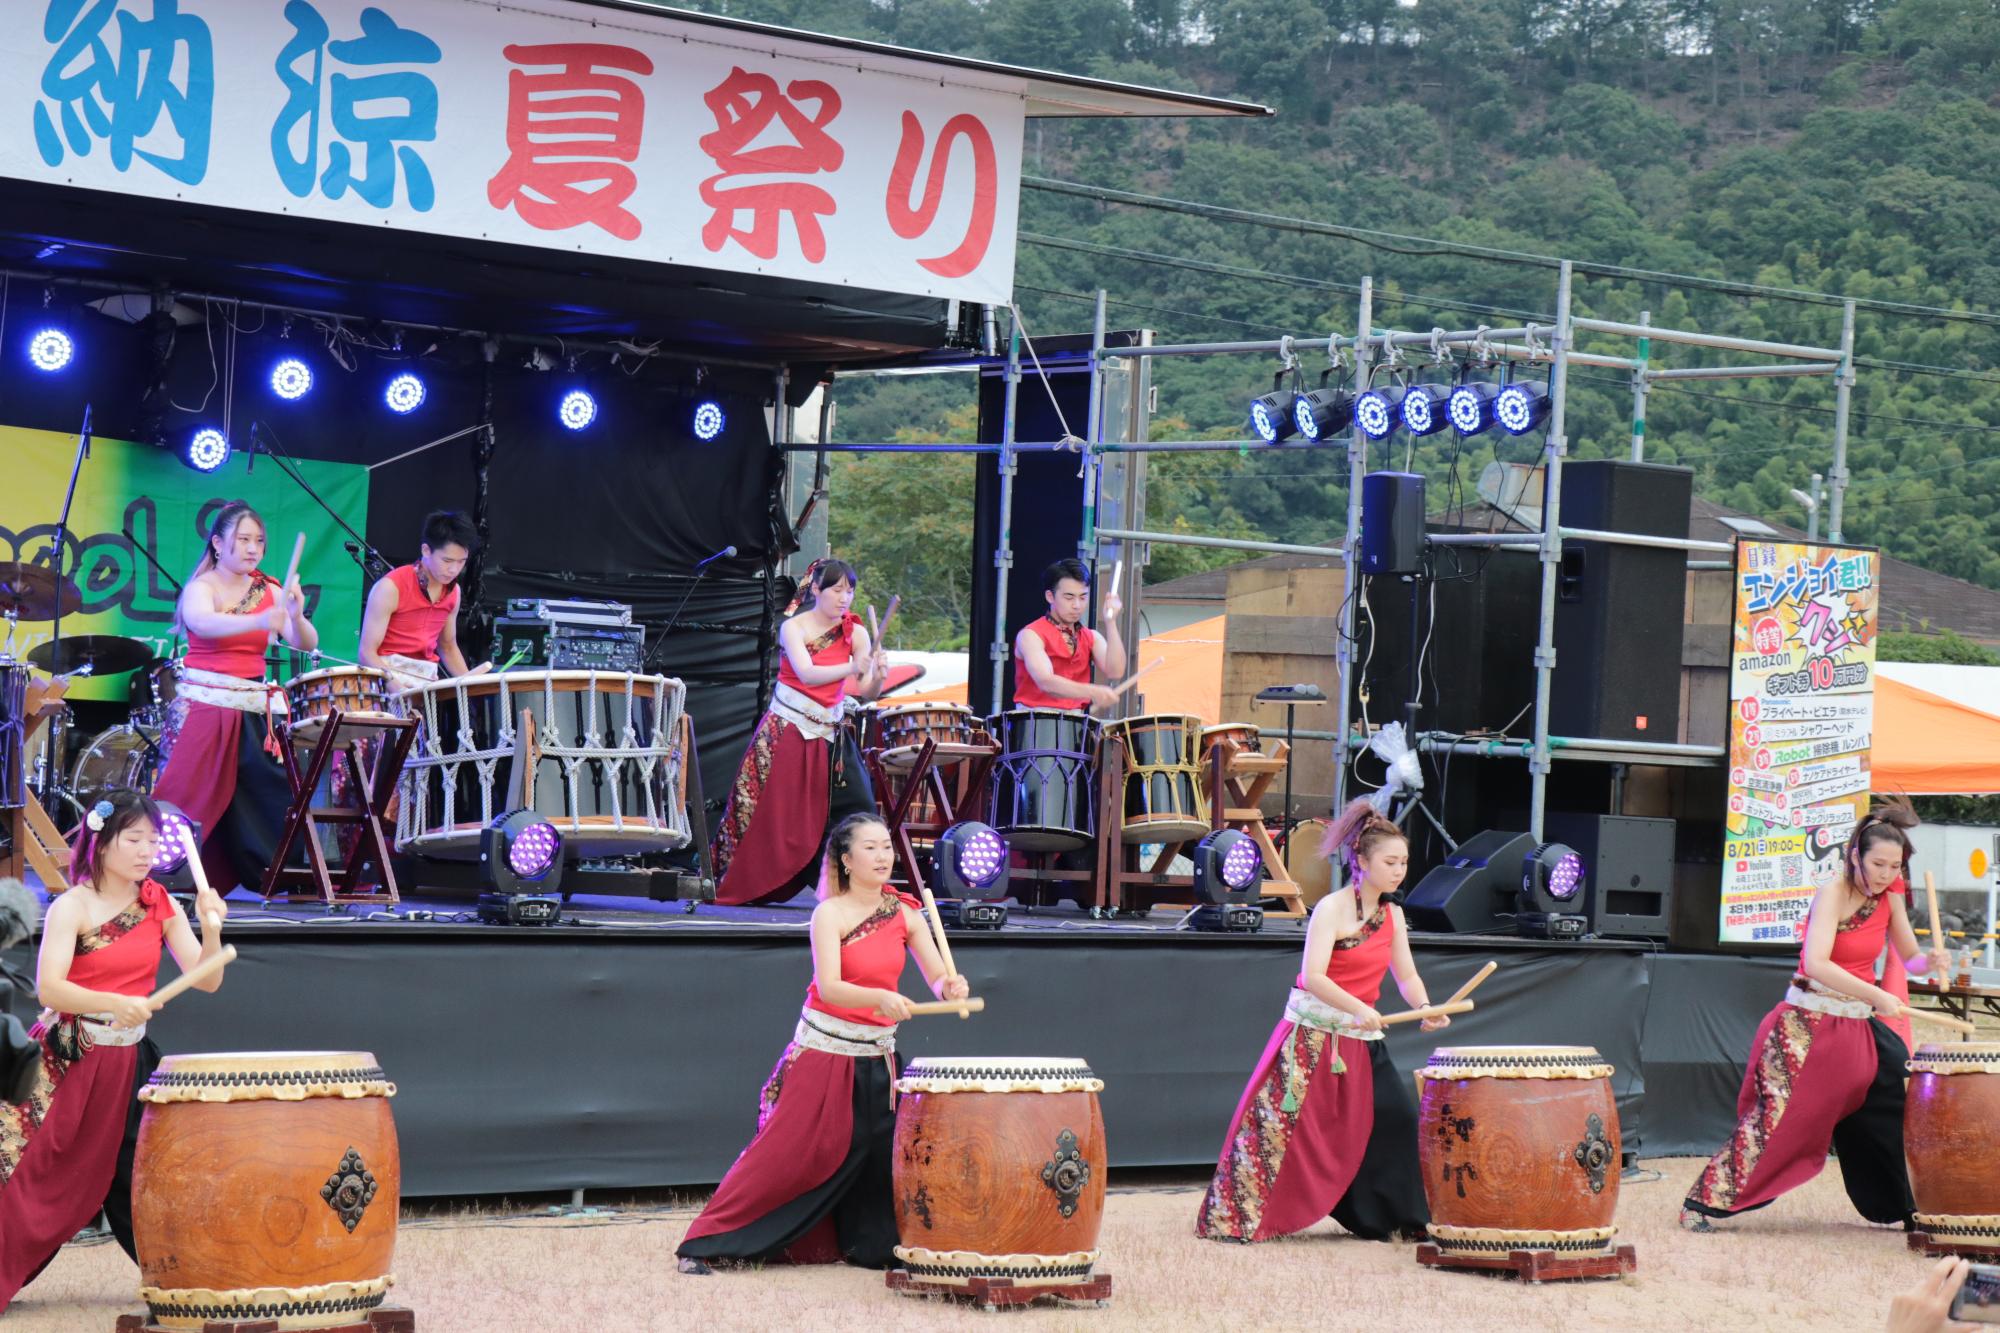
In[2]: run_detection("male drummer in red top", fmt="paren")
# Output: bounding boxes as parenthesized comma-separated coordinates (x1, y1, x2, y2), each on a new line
(358, 510, 478, 693)
(1013, 558, 1126, 711)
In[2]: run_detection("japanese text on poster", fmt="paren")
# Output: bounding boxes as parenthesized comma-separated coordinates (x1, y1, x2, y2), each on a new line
(1719, 540, 1880, 944)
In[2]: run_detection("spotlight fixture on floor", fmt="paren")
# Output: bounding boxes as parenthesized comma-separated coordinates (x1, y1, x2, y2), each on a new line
(1189, 829, 1265, 932)
(478, 810, 565, 925)
(1516, 841, 1588, 940)
(150, 801, 204, 894)
(931, 821, 1010, 929)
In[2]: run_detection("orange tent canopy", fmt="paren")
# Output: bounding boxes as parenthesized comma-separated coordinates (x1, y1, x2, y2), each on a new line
(1872, 675, 2000, 795)
(878, 615, 1227, 719)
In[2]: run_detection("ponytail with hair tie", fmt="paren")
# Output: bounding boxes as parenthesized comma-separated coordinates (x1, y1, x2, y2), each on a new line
(785, 558, 826, 617)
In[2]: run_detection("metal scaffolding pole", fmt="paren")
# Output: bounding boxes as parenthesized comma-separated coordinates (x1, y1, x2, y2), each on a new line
(1630, 310, 1649, 462)
(1530, 261, 1575, 842)
(1645, 363, 1836, 381)
(1094, 527, 1345, 559)
(1829, 299, 1856, 541)
(1332, 277, 1372, 817)
(1079, 290, 1107, 564)
(990, 321, 1022, 717)
(1571, 317, 1843, 363)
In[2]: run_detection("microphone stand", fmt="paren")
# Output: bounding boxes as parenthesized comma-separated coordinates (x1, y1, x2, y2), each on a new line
(122, 518, 186, 664)
(643, 556, 723, 675)
(247, 422, 391, 580)
(44, 403, 92, 671)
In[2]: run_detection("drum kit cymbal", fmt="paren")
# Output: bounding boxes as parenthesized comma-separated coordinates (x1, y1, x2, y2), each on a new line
(0, 560, 174, 822)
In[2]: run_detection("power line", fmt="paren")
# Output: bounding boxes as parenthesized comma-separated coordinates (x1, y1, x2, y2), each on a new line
(1023, 175, 2000, 330)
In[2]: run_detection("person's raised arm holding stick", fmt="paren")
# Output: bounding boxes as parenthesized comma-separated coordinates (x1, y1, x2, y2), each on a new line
(1014, 559, 1124, 713)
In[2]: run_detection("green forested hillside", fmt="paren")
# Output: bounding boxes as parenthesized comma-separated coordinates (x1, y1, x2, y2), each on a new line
(684, 0, 2000, 648)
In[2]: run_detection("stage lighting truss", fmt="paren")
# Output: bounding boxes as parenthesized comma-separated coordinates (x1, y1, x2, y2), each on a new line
(184, 428, 230, 473)
(692, 399, 726, 442)
(1495, 381, 1553, 435)
(385, 372, 426, 414)
(270, 356, 313, 401)
(1398, 382, 1449, 437)
(558, 388, 598, 431)
(28, 327, 74, 372)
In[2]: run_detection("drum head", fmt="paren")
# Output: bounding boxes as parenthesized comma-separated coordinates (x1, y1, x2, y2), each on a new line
(1909, 1043, 2000, 1074)
(71, 725, 165, 801)
(1286, 818, 1334, 909)
(897, 1056, 1103, 1094)
(1419, 1046, 1613, 1080)
(143, 1050, 394, 1103)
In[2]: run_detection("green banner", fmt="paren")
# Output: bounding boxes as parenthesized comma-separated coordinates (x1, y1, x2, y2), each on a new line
(0, 425, 370, 701)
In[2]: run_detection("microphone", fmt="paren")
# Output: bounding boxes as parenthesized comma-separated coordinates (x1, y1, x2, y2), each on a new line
(647, 547, 735, 672)
(696, 545, 737, 569)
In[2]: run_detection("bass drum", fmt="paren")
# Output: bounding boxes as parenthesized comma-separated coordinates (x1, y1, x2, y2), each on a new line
(71, 724, 168, 802)
(1285, 816, 1335, 910)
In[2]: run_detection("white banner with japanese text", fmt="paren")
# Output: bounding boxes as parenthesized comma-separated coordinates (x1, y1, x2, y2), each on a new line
(1718, 539, 1881, 945)
(1, 0, 1025, 303)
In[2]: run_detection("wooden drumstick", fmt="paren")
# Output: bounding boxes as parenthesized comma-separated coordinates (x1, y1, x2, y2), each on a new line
(1923, 871, 1953, 979)
(147, 945, 237, 1009)
(907, 997, 987, 1017)
(1443, 961, 1498, 1009)
(917, 883, 972, 1018)
(1900, 1004, 1977, 1035)
(280, 532, 307, 597)
(1379, 999, 1474, 1026)
(176, 825, 224, 935)
(1110, 557, 1124, 601)
(877, 594, 901, 644)
(1107, 657, 1166, 701)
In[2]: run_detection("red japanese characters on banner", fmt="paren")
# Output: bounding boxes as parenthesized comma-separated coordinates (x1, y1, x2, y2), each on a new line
(697, 67, 844, 263)
(885, 110, 997, 279)
(487, 42, 655, 241)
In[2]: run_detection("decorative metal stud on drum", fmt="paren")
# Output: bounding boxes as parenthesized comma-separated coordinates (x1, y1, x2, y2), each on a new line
(1414, 1046, 1637, 1280)
(131, 1052, 402, 1330)
(889, 1057, 1113, 1306)
(395, 669, 690, 859)
(1906, 1042, 2000, 1257)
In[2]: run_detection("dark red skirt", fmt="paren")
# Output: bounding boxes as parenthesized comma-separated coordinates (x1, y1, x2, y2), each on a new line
(0, 1037, 140, 1310)
(712, 714, 874, 907)
(153, 701, 296, 893)
(677, 1042, 898, 1268)
(1196, 1021, 1427, 1243)
(1684, 1002, 1912, 1224)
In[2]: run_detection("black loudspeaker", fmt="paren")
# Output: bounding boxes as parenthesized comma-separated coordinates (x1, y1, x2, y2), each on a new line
(1359, 471, 1426, 575)
(1547, 813, 1676, 939)
(1353, 546, 1539, 735)
(1403, 830, 1537, 934)
(1548, 460, 1693, 743)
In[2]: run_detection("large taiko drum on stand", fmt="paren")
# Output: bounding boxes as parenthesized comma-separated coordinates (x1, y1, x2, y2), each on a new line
(988, 709, 1100, 852)
(1907, 1042, 2000, 1254)
(395, 669, 690, 859)
(132, 1052, 400, 1330)
(1415, 1046, 1628, 1273)
(892, 1058, 1108, 1288)
(1103, 713, 1208, 845)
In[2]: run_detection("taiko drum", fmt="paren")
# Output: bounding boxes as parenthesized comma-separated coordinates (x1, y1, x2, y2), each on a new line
(892, 1057, 1108, 1287)
(132, 1052, 400, 1330)
(1416, 1046, 1624, 1265)
(1906, 1042, 2000, 1254)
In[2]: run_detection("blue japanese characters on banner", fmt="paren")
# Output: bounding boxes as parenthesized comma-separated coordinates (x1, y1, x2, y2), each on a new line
(8, 0, 1026, 303)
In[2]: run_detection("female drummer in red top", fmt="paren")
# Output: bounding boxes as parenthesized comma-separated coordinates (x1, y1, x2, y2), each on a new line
(1682, 802, 1931, 1231)
(712, 559, 887, 907)
(151, 501, 318, 892)
(1013, 558, 1125, 711)
(1198, 799, 1446, 1244)
(678, 813, 969, 1273)
(0, 791, 229, 1310)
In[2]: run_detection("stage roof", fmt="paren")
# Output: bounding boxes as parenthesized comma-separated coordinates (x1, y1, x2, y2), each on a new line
(581, 3, 1271, 120)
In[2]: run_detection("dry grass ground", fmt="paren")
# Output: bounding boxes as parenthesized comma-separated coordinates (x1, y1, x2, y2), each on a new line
(9, 1158, 1938, 1333)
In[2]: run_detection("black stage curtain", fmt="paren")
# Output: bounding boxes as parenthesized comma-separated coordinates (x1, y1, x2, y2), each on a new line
(11, 928, 1778, 1199)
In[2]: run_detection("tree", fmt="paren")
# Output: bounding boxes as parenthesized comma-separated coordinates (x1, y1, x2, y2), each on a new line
(1877, 629, 2000, 665)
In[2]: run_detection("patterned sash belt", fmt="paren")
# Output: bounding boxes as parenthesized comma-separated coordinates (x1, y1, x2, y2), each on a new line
(35, 1009, 147, 1052)
(383, 654, 441, 696)
(1284, 986, 1385, 1042)
(1784, 981, 1875, 1020)
(178, 665, 289, 715)
(770, 683, 848, 743)
(794, 1007, 899, 1059)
